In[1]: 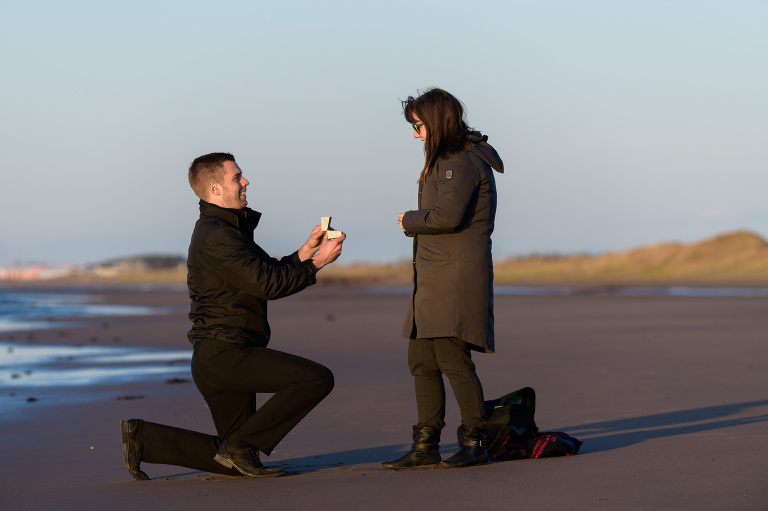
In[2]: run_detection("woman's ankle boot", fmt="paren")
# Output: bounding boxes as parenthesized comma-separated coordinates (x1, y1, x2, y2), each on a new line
(439, 424, 489, 468)
(381, 425, 441, 469)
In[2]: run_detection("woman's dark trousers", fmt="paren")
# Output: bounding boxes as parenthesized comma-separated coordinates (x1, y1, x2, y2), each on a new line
(408, 337, 485, 431)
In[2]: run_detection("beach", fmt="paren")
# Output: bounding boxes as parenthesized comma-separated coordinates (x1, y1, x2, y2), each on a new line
(1, 284, 766, 510)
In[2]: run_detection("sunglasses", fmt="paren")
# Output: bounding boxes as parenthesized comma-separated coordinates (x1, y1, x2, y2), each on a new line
(412, 122, 424, 133)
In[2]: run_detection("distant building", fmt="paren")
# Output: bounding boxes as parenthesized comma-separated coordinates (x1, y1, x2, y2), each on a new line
(0, 254, 185, 282)
(0, 264, 79, 281)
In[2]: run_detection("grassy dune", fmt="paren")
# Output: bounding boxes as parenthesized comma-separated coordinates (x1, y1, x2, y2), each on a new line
(490, 230, 768, 284)
(7, 230, 767, 287)
(322, 230, 768, 285)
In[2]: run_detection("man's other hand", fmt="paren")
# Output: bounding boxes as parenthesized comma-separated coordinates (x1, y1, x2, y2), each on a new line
(311, 232, 346, 270)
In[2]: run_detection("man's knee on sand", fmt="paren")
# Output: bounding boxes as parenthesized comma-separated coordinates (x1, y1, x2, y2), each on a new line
(309, 364, 334, 398)
(283, 361, 335, 398)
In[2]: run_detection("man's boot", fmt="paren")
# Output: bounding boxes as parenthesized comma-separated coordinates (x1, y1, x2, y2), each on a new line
(214, 440, 285, 478)
(381, 425, 441, 469)
(120, 419, 149, 481)
(439, 424, 489, 468)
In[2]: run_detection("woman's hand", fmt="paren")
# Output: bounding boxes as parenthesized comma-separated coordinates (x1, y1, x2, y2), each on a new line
(397, 211, 411, 231)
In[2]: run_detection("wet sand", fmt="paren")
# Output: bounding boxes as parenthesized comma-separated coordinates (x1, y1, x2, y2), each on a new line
(1, 285, 766, 510)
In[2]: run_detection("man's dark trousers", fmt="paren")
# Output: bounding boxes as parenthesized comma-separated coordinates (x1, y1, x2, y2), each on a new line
(190, 337, 334, 455)
(140, 421, 241, 475)
(137, 338, 333, 474)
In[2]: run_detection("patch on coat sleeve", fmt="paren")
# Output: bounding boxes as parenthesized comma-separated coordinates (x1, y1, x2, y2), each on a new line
(444, 169, 453, 179)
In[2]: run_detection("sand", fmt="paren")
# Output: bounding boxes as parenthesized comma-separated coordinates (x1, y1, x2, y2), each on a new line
(1, 285, 766, 510)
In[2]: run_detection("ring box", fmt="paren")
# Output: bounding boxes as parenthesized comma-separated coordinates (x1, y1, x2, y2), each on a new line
(321, 216, 343, 240)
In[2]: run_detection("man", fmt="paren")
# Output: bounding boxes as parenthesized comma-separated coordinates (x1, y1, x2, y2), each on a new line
(120, 152, 345, 479)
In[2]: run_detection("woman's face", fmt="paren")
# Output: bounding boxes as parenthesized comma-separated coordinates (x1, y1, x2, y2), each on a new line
(412, 114, 426, 142)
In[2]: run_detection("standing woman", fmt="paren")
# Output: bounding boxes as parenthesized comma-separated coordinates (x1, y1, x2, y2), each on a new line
(382, 88, 504, 469)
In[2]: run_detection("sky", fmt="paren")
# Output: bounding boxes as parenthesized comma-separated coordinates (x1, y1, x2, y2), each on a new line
(1, 0, 766, 266)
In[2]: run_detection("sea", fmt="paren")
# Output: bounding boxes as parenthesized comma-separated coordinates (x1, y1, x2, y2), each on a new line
(0, 289, 191, 413)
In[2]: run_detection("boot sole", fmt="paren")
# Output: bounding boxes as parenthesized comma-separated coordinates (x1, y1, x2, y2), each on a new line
(214, 453, 285, 478)
(439, 459, 489, 469)
(381, 463, 440, 471)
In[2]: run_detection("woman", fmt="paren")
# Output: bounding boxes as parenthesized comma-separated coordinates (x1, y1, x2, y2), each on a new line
(382, 88, 504, 470)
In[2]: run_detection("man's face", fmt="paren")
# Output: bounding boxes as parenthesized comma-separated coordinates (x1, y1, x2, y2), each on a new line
(216, 160, 249, 209)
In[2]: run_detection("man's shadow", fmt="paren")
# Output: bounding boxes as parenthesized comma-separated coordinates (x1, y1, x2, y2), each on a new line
(278, 444, 423, 474)
(156, 444, 422, 479)
(158, 443, 460, 479)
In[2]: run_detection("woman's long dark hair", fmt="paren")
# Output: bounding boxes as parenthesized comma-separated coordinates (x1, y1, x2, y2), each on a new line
(402, 88, 472, 183)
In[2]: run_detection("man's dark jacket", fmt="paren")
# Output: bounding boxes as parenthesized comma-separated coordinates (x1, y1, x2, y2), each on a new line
(187, 200, 317, 346)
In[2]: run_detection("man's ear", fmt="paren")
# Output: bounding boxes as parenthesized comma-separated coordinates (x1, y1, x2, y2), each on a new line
(208, 181, 219, 197)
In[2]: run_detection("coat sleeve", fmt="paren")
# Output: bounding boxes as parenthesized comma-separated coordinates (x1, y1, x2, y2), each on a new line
(203, 227, 316, 300)
(401, 160, 478, 235)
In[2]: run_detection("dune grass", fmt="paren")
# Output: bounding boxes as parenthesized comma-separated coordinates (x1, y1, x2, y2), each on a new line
(6, 231, 767, 287)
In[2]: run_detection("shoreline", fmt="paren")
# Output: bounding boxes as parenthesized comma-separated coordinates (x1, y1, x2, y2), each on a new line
(4, 278, 768, 291)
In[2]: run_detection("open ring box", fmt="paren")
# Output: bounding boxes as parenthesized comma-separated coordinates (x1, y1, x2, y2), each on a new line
(321, 217, 343, 240)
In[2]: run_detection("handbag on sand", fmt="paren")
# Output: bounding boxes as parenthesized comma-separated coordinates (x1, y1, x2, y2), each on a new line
(484, 387, 582, 461)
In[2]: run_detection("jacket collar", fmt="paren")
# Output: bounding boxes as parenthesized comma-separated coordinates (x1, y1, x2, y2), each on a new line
(199, 200, 262, 231)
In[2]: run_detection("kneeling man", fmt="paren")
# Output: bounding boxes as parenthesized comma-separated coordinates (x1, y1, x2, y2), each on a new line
(121, 152, 345, 479)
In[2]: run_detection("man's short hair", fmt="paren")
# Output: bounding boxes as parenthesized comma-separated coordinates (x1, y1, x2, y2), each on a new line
(188, 152, 236, 200)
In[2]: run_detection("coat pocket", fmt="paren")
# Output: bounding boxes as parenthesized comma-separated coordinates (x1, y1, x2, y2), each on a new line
(417, 238, 451, 262)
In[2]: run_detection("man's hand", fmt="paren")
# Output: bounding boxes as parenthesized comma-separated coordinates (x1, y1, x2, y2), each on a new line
(298, 225, 325, 261)
(310, 232, 346, 270)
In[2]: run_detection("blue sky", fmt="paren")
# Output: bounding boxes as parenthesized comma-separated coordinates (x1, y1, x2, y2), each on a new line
(1, 0, 766, 266)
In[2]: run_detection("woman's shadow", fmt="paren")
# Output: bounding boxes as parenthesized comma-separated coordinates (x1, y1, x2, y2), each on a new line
(557, 398, 768, 453)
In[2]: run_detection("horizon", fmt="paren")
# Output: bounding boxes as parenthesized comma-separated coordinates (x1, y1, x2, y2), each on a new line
(1, 1, 766, 266)
(3, 227, 764, 269)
